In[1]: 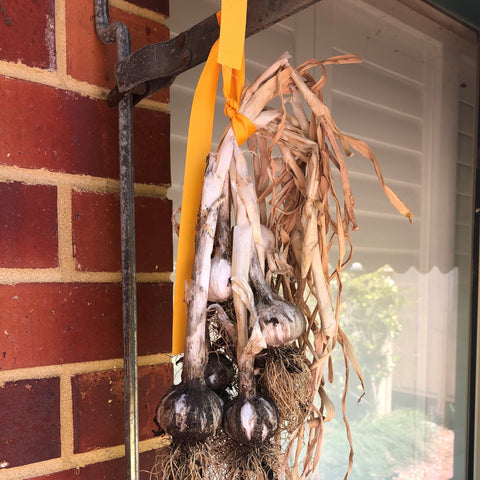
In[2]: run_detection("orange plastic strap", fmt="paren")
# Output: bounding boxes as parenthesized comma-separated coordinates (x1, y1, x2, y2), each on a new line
(172, 0, 253, 354)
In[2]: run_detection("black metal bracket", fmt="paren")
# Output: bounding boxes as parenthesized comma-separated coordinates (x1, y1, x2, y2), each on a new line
(107, 0, 320, 106)
(94, 2, 139, 480)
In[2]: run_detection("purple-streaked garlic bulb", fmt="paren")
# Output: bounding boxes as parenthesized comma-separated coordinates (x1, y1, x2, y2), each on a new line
(156, 379, 223, 444)
(250, 249, 306, 346)
(204, 351, 235, 394)
(223, 349, 278, 446)
(223, 394, 278, 446)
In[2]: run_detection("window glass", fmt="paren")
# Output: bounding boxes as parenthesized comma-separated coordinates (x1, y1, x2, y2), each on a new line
(305, 1, 478, 478)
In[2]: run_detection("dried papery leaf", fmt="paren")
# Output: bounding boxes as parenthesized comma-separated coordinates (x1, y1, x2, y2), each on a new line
(338, 326, 365, 398)
(254, 109, 282, 130)
(311, 419, 325, 476)
(279, 143, 307, 192)
(321, 54, 362, 66)
(319, 386, 336, 423)
(297, 54, 362, 77)
(290, 87, 310, 134)
(267, 74, 289, 158)
(336, 200, 346, 269)
(241, 68, 293, 122)
(297, 55, 362, 99)
(289, 66, 338, 134)
(345, 135, 413, 222)
(324, 126, 357, 229)
(340, 335, 355, 480)
(243, 51, 292, 103)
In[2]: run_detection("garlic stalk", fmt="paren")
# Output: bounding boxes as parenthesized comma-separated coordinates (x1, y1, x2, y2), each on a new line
(208, 174, 232, 303)
(156, 143, 235, 443)
(223, 224, 278, 446)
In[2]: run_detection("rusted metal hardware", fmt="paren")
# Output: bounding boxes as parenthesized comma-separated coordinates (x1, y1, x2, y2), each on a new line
(108, 0, 320, 105)
(94, 2, 140, 480)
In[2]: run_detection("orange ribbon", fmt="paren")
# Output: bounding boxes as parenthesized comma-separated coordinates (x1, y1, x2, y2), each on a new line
(222, 57, 257, 145)
(172, 1, 254, 354)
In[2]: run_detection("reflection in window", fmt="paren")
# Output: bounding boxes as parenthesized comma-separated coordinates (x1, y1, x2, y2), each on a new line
(309, 1, 477, 478)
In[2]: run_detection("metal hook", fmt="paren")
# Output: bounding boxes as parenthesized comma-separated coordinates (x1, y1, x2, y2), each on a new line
(94, 2, 139, 479)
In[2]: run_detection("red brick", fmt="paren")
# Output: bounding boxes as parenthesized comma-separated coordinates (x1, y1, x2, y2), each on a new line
(0, 0, 56, 70)
(0, 77, 170, 185)
(0, 282, 173, 370)
(29, 469, 79, 480)
(0, 182, 58, 268)
(28, 450, 157, 479)
(72, 364, 173, 452)
(65, 3, 169, 103)
(79, 450, 158, 479)
(0, 378, 60, 468)
(72, 191, 172, 273)
(28, 470, 77, 480)
(128, 0, 169, 17)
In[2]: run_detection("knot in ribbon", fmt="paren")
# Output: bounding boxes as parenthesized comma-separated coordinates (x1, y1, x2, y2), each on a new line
(224, 97, 239, 119)
(223, 93, 256, 146)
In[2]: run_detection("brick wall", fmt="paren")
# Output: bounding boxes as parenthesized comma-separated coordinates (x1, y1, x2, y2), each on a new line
(0, 1, 173, 479)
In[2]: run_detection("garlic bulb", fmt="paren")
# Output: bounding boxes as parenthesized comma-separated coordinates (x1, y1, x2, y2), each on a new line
(208, 256, 232, 302)
(256, 301, 305, 346)
(223, 395, 278, 446)
(156, 380, 223, 443)
(208, 175, 233, 303)
(250, 249, 306, 346)
(204, 352, 234, 394)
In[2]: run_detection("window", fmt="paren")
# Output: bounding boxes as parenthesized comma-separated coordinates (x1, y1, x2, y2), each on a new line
(169, 0, 478, 477)
(294, 0, 478, 477)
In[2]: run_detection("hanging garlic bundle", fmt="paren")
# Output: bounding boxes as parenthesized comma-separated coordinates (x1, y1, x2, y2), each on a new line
(154, 55, 295, 480)
(155, 50, 411, 480)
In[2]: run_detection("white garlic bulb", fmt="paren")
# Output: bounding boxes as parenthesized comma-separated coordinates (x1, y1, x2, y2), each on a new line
(208, 255, 232, 302)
